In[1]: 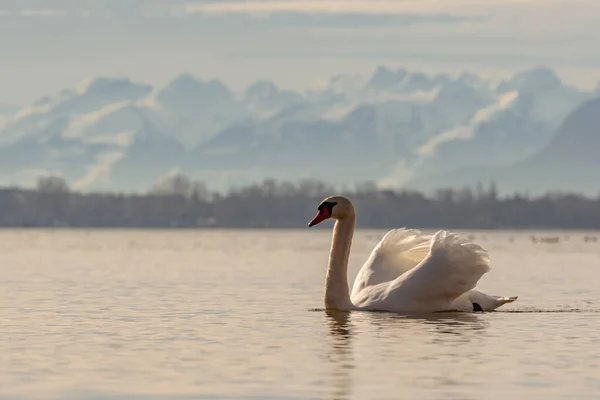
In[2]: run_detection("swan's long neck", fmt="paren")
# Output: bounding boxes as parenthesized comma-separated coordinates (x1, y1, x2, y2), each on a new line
(324, 215, 355, 310)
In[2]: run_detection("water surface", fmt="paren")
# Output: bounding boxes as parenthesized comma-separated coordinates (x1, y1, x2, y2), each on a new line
(0, 229, 599, 399)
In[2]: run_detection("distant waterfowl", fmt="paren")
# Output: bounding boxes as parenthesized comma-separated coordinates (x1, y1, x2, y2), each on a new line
(584, 235, 598, 243)
(531, 235, 561, 244)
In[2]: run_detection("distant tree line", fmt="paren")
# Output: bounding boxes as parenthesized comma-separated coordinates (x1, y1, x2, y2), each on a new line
(0, 174, 599, 229)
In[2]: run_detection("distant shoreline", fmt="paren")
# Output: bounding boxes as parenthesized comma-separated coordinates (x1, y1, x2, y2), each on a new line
(3, 177, 600, 230)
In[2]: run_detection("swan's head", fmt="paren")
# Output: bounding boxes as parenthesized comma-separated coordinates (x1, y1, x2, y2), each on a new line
(308, 196, 354, 227)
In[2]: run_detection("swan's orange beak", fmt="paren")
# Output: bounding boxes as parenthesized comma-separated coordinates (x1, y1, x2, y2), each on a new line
(308, 208, 331, 227)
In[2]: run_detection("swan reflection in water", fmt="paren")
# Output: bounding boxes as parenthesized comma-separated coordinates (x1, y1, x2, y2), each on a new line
(365, 311, 490, 343)
(323, 310, 354, 400)
(322, 310, 490, 400)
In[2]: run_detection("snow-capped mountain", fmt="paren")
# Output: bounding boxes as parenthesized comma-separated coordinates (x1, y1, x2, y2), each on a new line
(404, 97, 600, 196)
(405, 67, 594, 178)
(0, 66, 595, 193)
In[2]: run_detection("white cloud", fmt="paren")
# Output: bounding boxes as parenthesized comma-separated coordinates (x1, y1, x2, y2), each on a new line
(182, 0, 468, 16)
(1, 0, 599, 107)
(62, 101, 131, 139)
(11, 103, 53, 123)
(377, 160, 415, 188)
(182, 0, 600, 16)
(416, 91, 519, 157)
(87, 131, 135, 147)
(72, 150, 125, 189)
(19, 9, 70, 17)
(150, 167, 183, 188)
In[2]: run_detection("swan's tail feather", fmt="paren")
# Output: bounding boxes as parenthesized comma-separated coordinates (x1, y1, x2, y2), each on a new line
(487, 296, 518, 311)
(501, 296, 518, 304)
(469, 292, 518, 311)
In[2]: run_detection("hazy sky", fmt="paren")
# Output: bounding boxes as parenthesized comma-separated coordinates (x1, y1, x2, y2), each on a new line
(1, 0, 599, 105)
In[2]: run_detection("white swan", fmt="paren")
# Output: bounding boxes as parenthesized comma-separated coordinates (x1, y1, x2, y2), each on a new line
(308, 196, 518, 313)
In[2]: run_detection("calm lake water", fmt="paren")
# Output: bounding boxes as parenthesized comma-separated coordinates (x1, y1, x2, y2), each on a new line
(0, 229, 599, 399)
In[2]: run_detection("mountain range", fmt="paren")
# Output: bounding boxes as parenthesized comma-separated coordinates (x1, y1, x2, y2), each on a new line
(0, 66, 598, 195)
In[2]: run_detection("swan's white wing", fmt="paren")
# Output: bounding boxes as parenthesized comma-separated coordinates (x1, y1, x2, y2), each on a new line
(353, 230, 491, 312)
(351, 228, 431, 298)
(392, 230, 491, 310)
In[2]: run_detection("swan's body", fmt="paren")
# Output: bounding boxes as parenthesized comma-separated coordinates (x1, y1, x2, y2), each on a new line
(308, 196, 517, 313)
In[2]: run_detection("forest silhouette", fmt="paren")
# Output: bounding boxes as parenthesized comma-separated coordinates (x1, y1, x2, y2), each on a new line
(1, 174, 599, 229)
